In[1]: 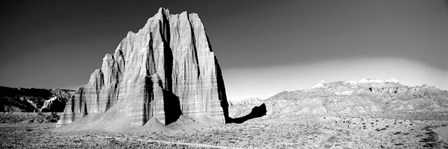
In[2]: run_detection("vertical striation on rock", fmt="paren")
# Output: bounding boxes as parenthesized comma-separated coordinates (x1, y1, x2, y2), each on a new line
(57, 8, 229, 128)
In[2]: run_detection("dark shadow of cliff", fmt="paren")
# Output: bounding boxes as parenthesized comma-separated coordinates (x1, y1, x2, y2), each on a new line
(162, 90, 182, 125)
(213, 56, 231, 123)
(159, 17, 182, 125)
(209, 37, 267, 124)
(213, 55, 267, 124)
(143, 76, 181, 125)
(159, 18, 173, 91)
(227, 103, 267, 124)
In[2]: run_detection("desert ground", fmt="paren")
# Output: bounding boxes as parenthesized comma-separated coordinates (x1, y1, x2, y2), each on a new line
(1, 112, 448, 149)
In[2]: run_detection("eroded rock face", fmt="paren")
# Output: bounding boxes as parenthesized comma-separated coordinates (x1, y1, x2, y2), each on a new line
(57, 8, 228, 127)
(264, 79, 448, 116)
(0, 86, 73, 112)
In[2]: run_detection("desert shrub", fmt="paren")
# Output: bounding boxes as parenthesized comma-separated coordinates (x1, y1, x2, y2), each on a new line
(46, 112, 60, 122)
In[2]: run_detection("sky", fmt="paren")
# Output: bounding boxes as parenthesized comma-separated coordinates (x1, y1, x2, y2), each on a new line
(1, 0, 447, 101)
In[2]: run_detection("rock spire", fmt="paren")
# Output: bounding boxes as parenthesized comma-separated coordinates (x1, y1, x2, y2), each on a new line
(57, 8, 229, 128)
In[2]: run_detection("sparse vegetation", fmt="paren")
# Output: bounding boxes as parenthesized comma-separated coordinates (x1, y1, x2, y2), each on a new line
(1, 113, 447, 148)
(0, 112, 61, 123)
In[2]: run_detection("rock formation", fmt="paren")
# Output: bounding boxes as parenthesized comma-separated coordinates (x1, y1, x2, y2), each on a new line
(256, 79, 448, 116)
(0, 86, 73, 112)
(39, 96, 66, 112)
(57, 8, 229, 128)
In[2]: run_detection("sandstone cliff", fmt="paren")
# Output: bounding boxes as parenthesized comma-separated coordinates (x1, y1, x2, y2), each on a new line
(57, 8, 229, 129)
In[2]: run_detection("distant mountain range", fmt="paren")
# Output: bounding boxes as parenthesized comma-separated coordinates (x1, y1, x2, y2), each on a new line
(0, 86, 74, 112)
(230, 79, 448, 117)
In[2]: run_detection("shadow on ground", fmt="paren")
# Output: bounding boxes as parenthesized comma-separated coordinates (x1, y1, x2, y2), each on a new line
(227, 103, 267, 124)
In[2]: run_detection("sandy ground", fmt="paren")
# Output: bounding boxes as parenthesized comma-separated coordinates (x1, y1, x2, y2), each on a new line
(435, 126, 448, 143)
(1, 113, 448, 148)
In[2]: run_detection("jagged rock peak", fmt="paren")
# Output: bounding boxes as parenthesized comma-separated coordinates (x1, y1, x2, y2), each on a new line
(57, 8, 229, 130)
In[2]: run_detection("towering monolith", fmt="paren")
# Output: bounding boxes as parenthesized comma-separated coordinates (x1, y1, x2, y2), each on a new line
(57, 8, 229, 129)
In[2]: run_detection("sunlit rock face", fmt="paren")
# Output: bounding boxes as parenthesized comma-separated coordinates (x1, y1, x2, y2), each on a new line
(264, 79, 448, 116)
(57, 8, 228, 127)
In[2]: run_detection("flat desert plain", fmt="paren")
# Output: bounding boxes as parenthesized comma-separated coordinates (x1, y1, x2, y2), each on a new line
(1, 112, 448, 148)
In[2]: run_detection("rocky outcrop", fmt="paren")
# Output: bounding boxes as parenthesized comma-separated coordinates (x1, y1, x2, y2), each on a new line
(39, 97, 65, 112)
(264, 79, 448, 116)
(57, 8, 229, 128)
(0, 86, 73, 112)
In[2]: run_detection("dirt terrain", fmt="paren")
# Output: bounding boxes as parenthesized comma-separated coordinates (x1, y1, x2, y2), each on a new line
(1, 112, 448, 148)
